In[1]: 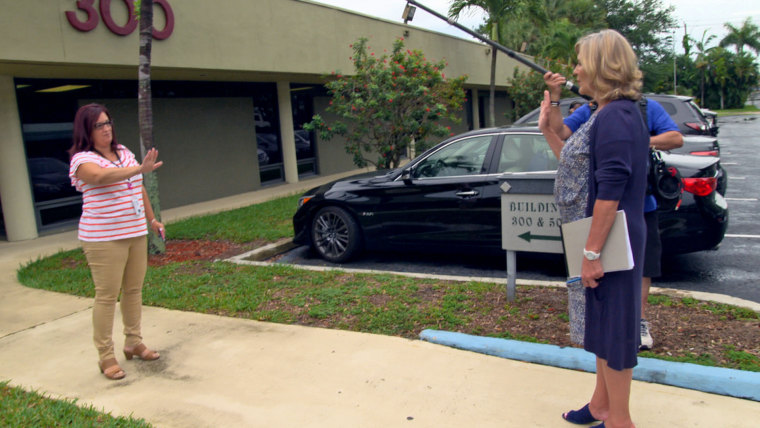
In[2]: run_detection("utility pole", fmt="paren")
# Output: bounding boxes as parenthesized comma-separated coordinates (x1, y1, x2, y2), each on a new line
(673, 30, 677, 95)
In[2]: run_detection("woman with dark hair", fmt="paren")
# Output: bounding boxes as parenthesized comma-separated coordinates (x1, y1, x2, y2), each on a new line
(541, 30, 648, 428)
(68, 103, 164, 380)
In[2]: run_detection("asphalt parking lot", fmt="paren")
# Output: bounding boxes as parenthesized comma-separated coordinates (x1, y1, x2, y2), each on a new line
(276, 114, 760, 304)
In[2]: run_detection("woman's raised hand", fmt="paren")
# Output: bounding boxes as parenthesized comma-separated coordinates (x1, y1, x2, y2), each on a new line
(538, 90, 553, 133)
(543, 71, 566, 98)
(140, 148, 163, 174)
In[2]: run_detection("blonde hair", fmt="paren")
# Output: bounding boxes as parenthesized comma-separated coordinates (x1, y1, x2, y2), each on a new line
(575, 30, 642, 103)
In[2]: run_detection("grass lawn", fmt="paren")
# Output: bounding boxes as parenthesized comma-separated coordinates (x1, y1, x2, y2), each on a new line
(715, 105, 760, 115)
(0, 381, 151, 427)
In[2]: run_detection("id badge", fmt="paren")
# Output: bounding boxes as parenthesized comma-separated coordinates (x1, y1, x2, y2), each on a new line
(132, 197, 144, 217)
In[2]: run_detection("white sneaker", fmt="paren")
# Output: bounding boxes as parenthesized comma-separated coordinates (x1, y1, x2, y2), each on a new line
(640, 319, 653, 350)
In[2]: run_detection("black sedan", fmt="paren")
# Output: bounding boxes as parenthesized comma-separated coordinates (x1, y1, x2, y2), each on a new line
(293, 127, 728, 263)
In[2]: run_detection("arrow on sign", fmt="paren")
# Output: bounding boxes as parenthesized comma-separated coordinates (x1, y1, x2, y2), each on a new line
(518, 231, 562, 242)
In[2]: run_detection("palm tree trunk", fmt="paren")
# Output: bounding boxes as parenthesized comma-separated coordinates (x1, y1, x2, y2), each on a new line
(138, 0, 164, 253)
(700, 72, 705, 106)
(487, 21, 500, 128)
(489, 48, 496, 127)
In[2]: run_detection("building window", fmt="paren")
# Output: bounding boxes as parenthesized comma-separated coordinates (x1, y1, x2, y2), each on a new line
(252, 85, 283, 184)
(291, 84, 322, 177)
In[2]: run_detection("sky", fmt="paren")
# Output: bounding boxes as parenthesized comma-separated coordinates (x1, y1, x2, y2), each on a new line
(312, 0, 760, 55)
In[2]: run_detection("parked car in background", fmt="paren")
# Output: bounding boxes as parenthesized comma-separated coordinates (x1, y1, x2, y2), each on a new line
(515, 94, 718, 137)
(646, 94, 718, 137)
(666, 134, 726, 195)
(676, 135, 720, 157)
(701, 107, 718, 129)
(514, 96, 727, 194)
(293, 127, 727, 263)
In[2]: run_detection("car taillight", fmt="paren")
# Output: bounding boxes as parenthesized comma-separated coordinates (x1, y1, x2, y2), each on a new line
(682, 177, 717, 196)
(685, 122, 707, 132)
(689, 150, 719, 156)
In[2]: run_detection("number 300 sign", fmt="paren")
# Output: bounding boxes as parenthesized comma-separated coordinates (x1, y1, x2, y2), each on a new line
(66, 0, 174, 40)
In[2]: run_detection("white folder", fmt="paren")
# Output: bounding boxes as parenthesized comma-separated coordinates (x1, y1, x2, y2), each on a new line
(561, 210, 634, 278)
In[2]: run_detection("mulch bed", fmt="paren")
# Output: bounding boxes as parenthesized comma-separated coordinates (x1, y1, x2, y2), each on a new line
(149, 240, 249, 266)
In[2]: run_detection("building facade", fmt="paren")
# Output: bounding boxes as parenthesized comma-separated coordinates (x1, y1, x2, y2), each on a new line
(0, 0, 526, 241)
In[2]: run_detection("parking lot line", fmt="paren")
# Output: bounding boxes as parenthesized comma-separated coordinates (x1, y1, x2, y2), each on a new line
(725, 198, 758, 202)
(725, 234, 760, 239)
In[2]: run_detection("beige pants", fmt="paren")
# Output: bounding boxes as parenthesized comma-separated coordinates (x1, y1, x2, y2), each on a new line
(82, 235, 147, 361)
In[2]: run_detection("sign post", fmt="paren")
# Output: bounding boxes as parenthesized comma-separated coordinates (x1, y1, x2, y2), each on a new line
(499, 172, 563, 300)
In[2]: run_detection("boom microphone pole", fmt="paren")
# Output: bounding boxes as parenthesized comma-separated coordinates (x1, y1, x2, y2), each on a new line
(404, 0, 589, 99)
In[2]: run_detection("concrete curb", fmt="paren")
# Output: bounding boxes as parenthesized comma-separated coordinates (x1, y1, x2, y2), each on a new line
(419, 329, 760, 401)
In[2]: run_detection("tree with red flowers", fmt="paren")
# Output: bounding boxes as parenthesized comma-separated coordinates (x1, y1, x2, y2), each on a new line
(305, 37, 467, 169)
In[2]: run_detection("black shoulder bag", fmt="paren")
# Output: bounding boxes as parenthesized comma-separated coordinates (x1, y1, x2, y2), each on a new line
(640, 97, 683, 210)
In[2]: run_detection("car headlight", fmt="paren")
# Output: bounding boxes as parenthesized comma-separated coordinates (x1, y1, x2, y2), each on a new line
(298, 195, 314, 208)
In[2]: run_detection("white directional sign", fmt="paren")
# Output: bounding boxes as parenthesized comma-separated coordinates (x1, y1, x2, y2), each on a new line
(501, 193, 564, 254)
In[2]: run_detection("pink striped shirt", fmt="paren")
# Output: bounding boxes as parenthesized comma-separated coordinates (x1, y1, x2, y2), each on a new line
(69, 145, 148, 242)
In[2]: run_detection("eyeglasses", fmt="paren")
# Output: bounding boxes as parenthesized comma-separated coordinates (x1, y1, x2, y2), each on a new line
(94, 120, 113, 130)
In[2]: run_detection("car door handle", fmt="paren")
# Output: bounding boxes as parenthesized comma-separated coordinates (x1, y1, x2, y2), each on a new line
(456, 190, 479, 197)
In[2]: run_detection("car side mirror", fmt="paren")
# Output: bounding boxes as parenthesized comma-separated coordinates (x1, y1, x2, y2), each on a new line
(401, 167, 414, 184)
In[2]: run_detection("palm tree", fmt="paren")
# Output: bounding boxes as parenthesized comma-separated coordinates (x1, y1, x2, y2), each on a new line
(706, 47, 730, 109)
(135, 0, 164, 253)
(497, 0, 603, 58)
(448, 0, 526, 127)
(720, 17, 760, 55)
(693, 29, 717, 106)
(535, 19, 584, 63)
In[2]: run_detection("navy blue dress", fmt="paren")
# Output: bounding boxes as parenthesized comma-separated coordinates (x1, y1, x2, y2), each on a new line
(583, 99, 649, 370)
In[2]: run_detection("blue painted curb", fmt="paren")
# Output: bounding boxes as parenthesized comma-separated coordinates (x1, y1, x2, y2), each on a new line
(419, 329, 760, 401)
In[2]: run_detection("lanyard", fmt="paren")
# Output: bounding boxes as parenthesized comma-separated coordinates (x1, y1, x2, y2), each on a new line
(93, 149, 133, 189)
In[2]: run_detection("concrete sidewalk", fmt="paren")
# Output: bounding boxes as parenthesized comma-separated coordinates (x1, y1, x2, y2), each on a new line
(2, 173, 759, 427)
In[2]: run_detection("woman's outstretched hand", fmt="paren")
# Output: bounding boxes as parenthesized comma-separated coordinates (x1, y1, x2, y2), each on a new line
(140, 148, 163, 174)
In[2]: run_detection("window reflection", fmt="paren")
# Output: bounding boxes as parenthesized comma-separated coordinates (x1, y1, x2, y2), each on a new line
(498, 135, 558, 173)
(291, 84, 323, 176)
(414, 136, 492, 178)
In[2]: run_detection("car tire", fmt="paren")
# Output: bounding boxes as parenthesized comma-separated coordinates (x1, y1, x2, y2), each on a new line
(311, 206, 362, 263)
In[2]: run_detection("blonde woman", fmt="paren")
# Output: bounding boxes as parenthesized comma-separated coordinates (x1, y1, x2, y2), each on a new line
(544, 30, 649, 428)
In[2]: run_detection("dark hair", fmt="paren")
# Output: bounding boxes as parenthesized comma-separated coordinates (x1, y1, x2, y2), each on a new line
(68, 103, 118, 158)
(569, 101, 583, 109)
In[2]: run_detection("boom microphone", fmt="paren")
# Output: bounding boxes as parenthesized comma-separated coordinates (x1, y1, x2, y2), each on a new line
(404, 0, 589, 99)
